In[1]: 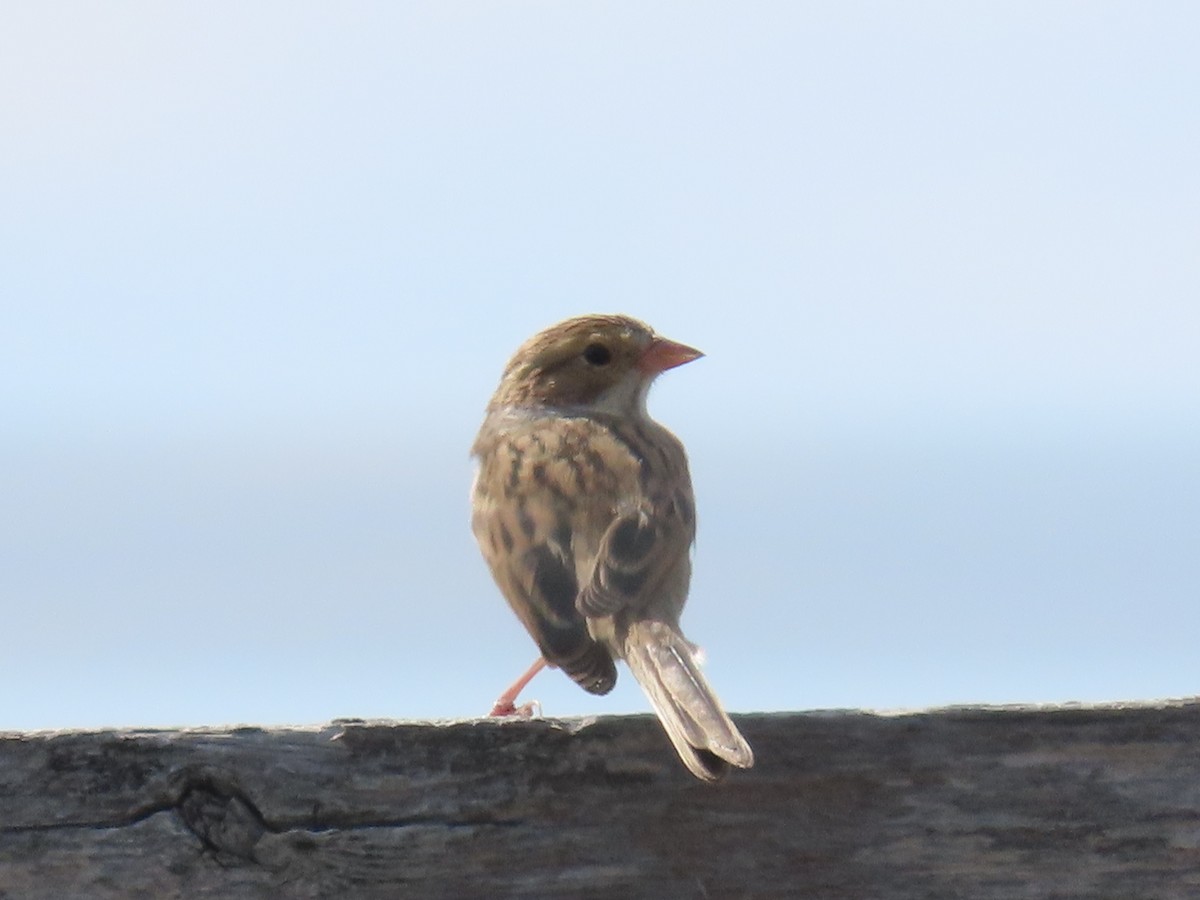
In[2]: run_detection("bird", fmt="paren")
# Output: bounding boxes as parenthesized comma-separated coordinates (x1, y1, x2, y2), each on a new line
(470, 313, 754, 781)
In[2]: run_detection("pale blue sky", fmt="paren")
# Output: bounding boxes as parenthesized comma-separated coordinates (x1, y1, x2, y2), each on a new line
(3, 4, 1198, 730)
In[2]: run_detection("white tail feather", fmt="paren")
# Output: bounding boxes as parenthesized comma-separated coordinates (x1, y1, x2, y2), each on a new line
(624, 620, 754, 781)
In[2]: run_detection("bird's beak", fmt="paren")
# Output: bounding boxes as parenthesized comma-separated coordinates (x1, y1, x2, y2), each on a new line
(638, 337, 704, 375)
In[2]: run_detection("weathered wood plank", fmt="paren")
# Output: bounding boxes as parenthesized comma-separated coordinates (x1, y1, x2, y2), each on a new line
(3, 702, 1200, 898)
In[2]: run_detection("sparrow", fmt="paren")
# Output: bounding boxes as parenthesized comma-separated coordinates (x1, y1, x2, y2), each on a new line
(470, 313, 754, 781)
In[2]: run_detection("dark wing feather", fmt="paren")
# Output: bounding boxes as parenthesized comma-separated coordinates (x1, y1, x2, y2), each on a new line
(518, 542, 616, 694)
(577, 509, 687, 618)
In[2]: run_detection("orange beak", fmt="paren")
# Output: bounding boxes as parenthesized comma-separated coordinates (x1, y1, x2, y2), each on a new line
(638, 337, 704, 375)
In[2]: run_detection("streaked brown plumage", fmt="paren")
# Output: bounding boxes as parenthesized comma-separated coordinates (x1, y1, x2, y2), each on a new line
(471, 313, 753, 781)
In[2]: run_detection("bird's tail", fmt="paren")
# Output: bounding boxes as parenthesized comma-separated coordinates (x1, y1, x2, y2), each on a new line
(623, 619, 754, 781)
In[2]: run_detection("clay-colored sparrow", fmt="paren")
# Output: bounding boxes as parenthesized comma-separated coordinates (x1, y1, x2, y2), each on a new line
(471, 314, 753, 781)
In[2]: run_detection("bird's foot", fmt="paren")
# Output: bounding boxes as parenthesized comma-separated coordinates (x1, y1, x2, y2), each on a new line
(488, 698, 542, 718)
(487, 657, 548, 718)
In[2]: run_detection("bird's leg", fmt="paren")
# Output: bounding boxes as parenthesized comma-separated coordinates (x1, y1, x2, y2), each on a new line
(488, 657, 547, 717)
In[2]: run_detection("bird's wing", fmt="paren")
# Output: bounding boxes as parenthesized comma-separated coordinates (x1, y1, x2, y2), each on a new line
(472, 420, 617, 695)
(575, 415, 695, 620)
(576, 505, 691, 618)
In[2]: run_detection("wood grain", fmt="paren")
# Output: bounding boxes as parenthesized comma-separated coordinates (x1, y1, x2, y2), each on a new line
(3, 702, 1200, 898)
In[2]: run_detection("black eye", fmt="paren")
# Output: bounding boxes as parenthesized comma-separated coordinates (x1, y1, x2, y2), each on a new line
(583, 343, 612, 366)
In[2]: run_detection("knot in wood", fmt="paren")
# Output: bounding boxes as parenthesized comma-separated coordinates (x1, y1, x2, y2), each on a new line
(176, 773, 268, 864)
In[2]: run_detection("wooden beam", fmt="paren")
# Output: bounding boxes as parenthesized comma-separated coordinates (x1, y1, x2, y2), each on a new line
(3, 702, 1200, 898)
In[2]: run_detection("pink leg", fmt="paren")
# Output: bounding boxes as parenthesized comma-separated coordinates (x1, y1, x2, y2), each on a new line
(488, 657, 547, 717)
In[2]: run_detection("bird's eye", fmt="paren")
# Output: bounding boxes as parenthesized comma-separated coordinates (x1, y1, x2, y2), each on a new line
(583, 343, 612, 366)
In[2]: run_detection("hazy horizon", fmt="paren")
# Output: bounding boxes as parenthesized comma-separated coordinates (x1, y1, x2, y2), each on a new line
(4, 4, 1198, 730)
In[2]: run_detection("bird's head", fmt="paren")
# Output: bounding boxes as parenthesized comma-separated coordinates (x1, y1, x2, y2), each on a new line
(489, 314, 703, 416)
